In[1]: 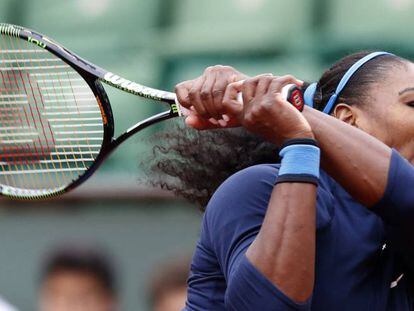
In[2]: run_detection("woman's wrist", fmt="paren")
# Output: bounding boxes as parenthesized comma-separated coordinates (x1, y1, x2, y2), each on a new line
(280, 131, 315, 145)
(276, 138, 320, 185)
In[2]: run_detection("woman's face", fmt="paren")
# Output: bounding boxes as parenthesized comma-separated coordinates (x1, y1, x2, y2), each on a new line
(349, 61, 414, 162)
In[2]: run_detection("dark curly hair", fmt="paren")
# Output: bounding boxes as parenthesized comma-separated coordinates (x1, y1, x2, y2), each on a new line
(143, 51, 407, 209)
(143, 122, 279, 207)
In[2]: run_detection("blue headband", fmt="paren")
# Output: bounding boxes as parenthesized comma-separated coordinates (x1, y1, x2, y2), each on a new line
(303, 82, 317, 108)
(304, 51, 394, 114)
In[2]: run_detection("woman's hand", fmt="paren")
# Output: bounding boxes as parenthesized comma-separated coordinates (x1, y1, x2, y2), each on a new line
(175, 65, 248, 129)
(175, 67, 312, 145)
(224, 75, 313, 145)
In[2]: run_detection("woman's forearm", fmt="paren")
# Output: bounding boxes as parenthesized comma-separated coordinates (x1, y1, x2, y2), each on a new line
(246, 182, 317, 302)
(303, 107, 391, 206)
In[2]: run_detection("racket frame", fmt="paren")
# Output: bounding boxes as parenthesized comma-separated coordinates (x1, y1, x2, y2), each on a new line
(0, 23, 182, 200)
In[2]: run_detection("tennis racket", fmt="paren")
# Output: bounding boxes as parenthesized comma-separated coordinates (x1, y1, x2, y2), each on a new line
(0, 23, 304, 201)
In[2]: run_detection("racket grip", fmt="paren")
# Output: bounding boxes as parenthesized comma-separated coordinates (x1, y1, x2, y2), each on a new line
(177, 83, 305, 117)
(236, 84, 305, 111)
(286, 85, 305, 112)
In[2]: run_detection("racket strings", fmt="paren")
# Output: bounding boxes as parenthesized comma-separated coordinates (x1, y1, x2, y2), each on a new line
(9, 36, 60, 189)
(0, 34, 104, 195)
(2, 36, 58, 190)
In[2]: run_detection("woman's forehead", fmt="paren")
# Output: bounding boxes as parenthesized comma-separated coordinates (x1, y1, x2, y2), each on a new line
(375, 61, 413, 92)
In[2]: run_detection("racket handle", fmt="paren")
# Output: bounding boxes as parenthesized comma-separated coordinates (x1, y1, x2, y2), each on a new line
(177, 83, 305, 117)
(286, 85, 305, 112)
(236, 84, 305, 111)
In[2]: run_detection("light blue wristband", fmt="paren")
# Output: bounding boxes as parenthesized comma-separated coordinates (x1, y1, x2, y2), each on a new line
(278, 144, 320, 184)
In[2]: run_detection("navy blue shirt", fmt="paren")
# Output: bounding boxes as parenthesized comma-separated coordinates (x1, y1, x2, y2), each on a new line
(185, 150, 414, 310)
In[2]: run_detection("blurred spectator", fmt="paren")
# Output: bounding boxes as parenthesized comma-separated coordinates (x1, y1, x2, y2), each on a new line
(38, 243, 118, 311)
(148, 256, 191, 311)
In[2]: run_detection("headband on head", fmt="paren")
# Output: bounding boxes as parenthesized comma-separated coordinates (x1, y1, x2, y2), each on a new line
(303, 82, 317, 108)
(303, 51, 394, 114)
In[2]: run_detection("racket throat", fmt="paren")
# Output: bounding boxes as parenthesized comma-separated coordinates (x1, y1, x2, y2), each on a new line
(101, 72, 177, 104)
(110, 110, 173, 151)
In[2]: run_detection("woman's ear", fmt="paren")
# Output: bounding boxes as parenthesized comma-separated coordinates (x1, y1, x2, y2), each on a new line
(333, 103, 357, 126)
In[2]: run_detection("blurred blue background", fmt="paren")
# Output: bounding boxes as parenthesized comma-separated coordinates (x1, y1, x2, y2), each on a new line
(1, 0, 414, 309)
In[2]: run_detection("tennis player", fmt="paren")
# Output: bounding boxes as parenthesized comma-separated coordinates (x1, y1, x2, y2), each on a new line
(164, 51, 414, 310)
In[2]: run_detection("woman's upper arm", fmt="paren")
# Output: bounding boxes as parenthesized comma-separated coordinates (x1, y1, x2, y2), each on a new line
(374, 149, 414, 271)
(374, 150, 414, 220)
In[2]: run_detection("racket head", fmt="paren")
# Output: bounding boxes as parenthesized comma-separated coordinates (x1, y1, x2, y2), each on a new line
(0, 23, 115, 200)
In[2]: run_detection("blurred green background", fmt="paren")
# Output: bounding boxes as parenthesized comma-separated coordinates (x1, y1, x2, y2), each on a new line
(1, 0, 414, 309)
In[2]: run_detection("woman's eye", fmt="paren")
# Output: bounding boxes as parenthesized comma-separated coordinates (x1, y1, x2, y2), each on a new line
(408, 102, 414, 107)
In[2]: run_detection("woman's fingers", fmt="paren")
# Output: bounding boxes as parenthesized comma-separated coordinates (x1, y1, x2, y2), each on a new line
(200, 70, 221, 119)
(241, 74, 272, 107)
(222, 81, 244, 116)
(185, 114, 217, 129)
(229, 74, 312, 145)
(188, 76, 209, 117)
(175, 80, 193, 109)
(255, 75, 275, 97)
(268, 75, 303, 96)
(185, 113, 241, 130)
(175, 65, 249, 123)
(211, 71, 229, 117)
